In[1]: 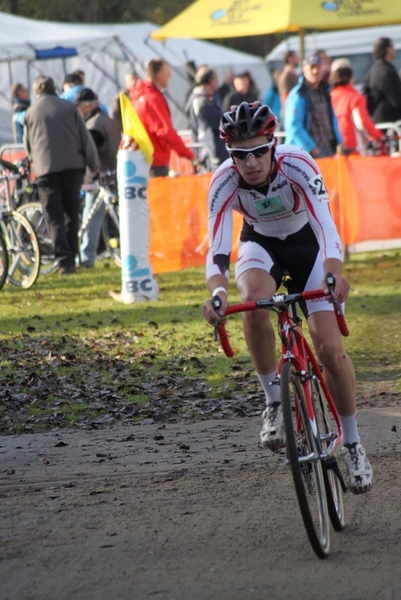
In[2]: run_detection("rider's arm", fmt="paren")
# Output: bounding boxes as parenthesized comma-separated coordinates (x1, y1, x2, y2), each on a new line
(203, 165, 238, 325)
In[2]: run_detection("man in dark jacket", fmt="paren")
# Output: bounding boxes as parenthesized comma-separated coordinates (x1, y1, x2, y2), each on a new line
(24, 75, 99, 275)
(364, 37, 401, 124)
(75, 87, 121, 267)
(186, 66, 229, 169)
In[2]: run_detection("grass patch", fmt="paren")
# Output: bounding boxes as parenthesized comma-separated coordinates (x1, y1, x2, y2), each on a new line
(0, 251, 400, 434)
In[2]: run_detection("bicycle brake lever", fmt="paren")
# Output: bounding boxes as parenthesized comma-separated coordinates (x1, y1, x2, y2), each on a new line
(325, 272, 344, 315)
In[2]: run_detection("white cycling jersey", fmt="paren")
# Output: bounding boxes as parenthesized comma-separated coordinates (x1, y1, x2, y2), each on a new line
(206, 144, 343, 279)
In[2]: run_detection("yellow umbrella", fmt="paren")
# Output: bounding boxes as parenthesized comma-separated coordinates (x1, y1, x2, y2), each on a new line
(151, 0, 401, 57)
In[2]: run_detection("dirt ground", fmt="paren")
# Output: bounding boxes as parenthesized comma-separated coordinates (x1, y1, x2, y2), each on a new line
(1, 406, 401, 600)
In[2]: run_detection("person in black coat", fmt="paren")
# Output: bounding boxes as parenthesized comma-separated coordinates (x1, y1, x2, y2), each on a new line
(364, 37, 401, 124)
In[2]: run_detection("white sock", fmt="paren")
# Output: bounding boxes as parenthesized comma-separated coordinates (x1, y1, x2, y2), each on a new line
(257, 371, 280, 405)
(339, 411, 360, 445)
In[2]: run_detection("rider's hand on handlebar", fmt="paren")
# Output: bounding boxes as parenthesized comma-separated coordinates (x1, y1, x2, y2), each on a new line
(202, 293, 228, 326)
(321, 273, 350, 304)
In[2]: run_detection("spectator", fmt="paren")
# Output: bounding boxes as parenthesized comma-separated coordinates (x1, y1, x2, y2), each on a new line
(60, 73, 84, 102)
(130, 58, 195, 178)
(186, 66, 229, 169)
(284, 54, 342, 158)
(316, 49, 331, 82)
(72, 69, 85, 84)
(277, 50, 300, 121)
(11, 83, 30, 143)
(363, 37, 401, 124)
(222, 72, 258, 112)
(111, 72, 139, 132)
(24, 75, 99, 275)
(262, 69, 282, 127)
(216, 69, 234, 106)
(330, 59, 384, 155)
(75, 88, 121, 268)
(61, 72, 108, 115)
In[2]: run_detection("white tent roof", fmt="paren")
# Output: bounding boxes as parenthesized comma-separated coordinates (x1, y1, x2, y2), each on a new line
(0, 14, 270, 144)
(0, 12, 124, 62)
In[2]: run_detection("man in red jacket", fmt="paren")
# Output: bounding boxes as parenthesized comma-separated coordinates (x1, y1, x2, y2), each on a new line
(130, 59, 195, 177)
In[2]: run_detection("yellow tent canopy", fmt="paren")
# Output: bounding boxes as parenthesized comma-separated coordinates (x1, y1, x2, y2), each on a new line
(151, 0, 401, 57)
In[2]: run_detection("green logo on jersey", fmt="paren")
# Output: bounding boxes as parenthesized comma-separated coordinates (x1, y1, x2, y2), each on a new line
(255, 196, 286, 217)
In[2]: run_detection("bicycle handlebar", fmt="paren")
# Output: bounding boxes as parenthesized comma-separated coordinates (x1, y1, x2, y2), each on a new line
(212, 272, 349, 358)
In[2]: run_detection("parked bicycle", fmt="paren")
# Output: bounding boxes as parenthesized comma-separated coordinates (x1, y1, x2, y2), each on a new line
(80, 171, 120, 267)
(213, 273, 348, 558)
(0, 157, 120, 273)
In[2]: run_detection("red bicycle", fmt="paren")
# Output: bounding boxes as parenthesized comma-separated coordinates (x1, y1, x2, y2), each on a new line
(213, 273, 348, 558)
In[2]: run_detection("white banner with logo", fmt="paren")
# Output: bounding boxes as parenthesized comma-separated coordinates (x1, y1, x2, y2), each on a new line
(115, 148, 159, 303)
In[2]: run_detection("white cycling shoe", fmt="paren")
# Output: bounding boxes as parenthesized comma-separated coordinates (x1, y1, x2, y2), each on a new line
(260, 402, 286, 451)
(342, 442, 373, 494)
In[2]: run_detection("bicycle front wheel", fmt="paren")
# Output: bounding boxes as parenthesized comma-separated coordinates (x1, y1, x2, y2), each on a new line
(102, 201, 120, 267)
(310, 368, 345, 531)
(281, 361, 330, 558)
(0, 226, 9, 290)
(17, 202, 59, 275)
(3, 210, 41, 288)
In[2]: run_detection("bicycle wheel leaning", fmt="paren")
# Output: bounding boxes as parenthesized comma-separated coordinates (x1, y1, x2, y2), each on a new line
(1, 210, 41, 288)
(280, 361, 331, 558)
(17, 202, 59, 275)
(0, 226, 9, 290)
(309, 365, 346, 532)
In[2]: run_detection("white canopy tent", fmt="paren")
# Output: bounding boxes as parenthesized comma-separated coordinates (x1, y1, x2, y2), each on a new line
(0, 13, 271, 144)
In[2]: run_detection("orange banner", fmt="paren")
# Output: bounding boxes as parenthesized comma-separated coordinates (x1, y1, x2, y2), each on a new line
(148, 155, 401, 274)
(148, 173, 242, 274)
(319, 155, 401, 245)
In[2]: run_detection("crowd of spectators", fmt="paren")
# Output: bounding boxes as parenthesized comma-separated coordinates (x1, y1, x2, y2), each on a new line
(7, 36, 401, 275)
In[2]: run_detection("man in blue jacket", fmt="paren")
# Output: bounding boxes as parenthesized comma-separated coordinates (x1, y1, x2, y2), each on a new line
(284, 54, 342, 158)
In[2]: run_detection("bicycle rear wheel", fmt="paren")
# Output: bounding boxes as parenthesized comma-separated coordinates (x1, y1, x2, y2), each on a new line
(17, 202, 59, 275)
(3, 210, 41, 288)
(281, 361, 330, 558)
(102, 201, 121, 267)
(309, 367, 346, 531)
(0, 226, 9, 290)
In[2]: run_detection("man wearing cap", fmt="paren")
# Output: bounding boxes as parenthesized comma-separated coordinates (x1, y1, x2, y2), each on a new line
(24, 75, 99, 275)
(284, 54, 342, 158)
(75, 88, 121, 267)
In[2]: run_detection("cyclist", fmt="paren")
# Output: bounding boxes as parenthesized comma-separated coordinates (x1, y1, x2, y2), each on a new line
(202, 101, 372, 495)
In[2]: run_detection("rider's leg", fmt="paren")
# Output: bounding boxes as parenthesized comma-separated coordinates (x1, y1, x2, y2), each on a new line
(308, 310, 373, 493)
(236, 267, 284, 449)
(236, 267, 277, 377)
(307, 310, 356, 418)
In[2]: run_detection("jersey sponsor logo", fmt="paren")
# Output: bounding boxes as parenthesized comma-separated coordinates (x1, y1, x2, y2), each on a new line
(271, 180, 288, 192)
(255, 196, 286, 217)
(282, 159, 317, 195)
(210, 170, 237, 212)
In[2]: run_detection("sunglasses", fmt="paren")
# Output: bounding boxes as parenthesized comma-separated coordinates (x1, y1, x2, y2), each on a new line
(226, 140, 275, 160)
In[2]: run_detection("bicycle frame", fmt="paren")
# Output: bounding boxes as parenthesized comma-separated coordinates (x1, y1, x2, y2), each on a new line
(215, 285, 348, 463)
(275, 302, 343, 460)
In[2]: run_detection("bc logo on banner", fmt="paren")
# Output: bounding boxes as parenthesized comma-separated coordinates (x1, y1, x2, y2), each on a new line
(116, 149, 159, 303)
